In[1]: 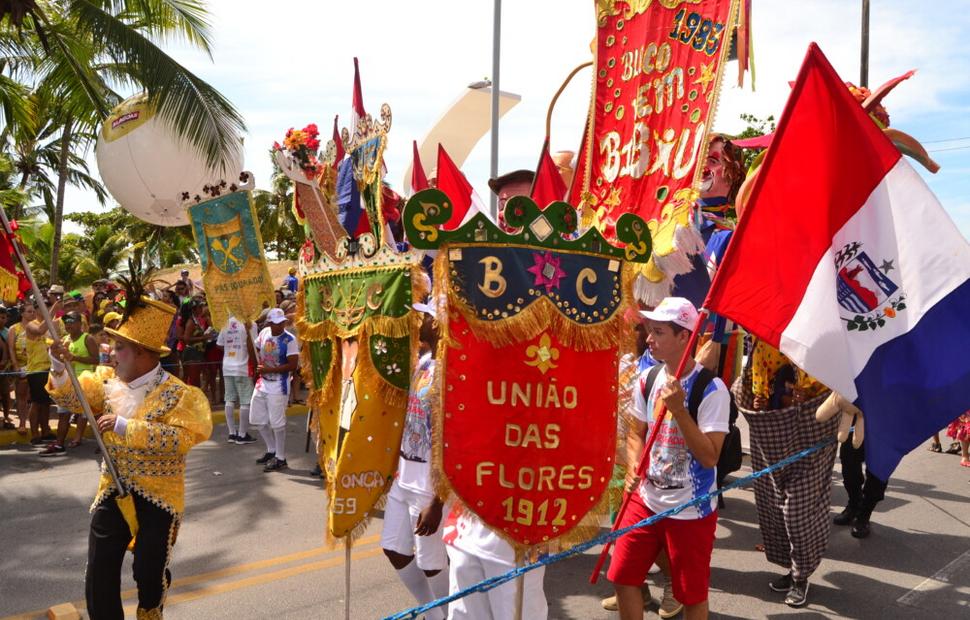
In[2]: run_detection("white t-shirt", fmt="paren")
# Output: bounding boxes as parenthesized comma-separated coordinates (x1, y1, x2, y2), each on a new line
(397, 354, 435, 496)
(254, 327, 300, 395)
(631, 363, 729, 520)
(216, 317, 258, 377)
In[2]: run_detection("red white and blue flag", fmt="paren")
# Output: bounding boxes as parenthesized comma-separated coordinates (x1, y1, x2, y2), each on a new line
(706, 44, 970, 480)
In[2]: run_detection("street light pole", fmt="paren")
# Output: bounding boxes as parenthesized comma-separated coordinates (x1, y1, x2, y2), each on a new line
(860, 0, 870, 87)
(489, 0, 501, 220)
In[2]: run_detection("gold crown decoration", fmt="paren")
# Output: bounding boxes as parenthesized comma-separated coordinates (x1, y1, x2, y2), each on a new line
(104, 297, 177, 354)
(339, 103, 392, 188)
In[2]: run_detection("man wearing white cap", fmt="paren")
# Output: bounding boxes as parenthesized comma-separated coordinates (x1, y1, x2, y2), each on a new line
(250, 308, 300, 472)
(381, 302, 449, 619)
(608, 297, 729, 620)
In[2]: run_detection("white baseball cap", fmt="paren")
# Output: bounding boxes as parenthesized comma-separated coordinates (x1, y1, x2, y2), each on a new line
(639, 297, 699, 330)
(266, 308, 287, 324)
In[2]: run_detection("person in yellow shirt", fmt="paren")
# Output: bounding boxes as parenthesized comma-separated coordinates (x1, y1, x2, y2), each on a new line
(21, 299, 55, 443)
(48, 293, 212, 619)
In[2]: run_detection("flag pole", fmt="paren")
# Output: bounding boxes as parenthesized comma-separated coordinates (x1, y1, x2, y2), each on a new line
(589, 310, 708, 583)
(489, 0, 502, 221)
(0, 207, 127, 497)
(860, 0, 870, 87)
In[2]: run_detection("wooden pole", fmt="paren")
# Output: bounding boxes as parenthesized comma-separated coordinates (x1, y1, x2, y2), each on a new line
(345, 538, 352, 620)
(860, 0, 870, 87)
(0, 207, 127, 497)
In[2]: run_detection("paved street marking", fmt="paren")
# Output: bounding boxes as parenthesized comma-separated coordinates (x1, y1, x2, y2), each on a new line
(124, 546, 386, 613)
(1, 535, 381, 620)
(897, 547, 970, 607)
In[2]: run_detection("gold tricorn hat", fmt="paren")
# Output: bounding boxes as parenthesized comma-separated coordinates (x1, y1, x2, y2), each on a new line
(104, 296, 176, 355)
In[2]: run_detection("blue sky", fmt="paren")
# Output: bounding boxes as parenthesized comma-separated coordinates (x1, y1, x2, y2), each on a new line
(66, 0, 970, 239)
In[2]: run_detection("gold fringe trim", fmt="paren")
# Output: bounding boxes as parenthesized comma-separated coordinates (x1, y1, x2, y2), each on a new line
(437, 251, 637, 352)
(430, 258, 637, 554)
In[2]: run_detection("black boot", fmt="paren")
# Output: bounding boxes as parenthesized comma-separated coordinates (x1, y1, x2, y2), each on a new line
(833, 504, 858, 526)
(851, 508, 873, 538)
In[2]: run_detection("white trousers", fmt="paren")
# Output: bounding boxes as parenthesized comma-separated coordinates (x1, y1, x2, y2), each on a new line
(380, 482, 448, 571)
(446, 546, 547, 620)
(248, 389, 288, 429)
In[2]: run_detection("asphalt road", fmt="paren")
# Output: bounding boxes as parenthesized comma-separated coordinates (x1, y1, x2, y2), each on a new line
(1, 413, 968, 619)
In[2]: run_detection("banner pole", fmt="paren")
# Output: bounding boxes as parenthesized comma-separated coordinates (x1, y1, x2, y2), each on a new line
(0, 207, 127, 497)
(589, 310, 708, 583)
(345, 538, 352, 620)
(513, 561, 524, 620)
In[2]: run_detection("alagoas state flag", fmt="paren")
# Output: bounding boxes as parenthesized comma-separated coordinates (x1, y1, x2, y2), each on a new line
(705, 44, 970, 480)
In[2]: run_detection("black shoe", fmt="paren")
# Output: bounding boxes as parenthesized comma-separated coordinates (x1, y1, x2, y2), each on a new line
(227, 434, 239, 443)
(256, 451, 275, 464)
(833, 505, 857, 526)
(38, 443, 67, 457)
(769, 573, 793, 592)
(235, 433, 257, 445)
(851, 517, 871, 538)
(263, 457, 288, 472)
(310, 464, 322, 478)
(784, 579, 809, 607)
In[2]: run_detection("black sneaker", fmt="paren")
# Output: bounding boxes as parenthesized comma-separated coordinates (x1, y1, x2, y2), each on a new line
(851, 516, 871, 539)
(769, 573, 793, 592)
(39, 443, 67, 457)
(256, 452, 275, 464)
(833, 506, 857, 526)
(263, 457, 288, 472)
(235, 433, 257, 445)
(227, 434, 239, 443)
(310, 464, 322, 478)
(784, 579, 809, 607)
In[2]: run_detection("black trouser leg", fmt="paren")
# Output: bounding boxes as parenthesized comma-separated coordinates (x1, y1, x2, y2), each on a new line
(839, 431, 865, 509)
(87, 497, 133, 620)
(860, 462, 887, 515)
(131, 494, 177, 613)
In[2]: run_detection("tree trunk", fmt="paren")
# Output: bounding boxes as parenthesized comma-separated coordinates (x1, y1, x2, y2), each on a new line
(50, 118, 73, 285)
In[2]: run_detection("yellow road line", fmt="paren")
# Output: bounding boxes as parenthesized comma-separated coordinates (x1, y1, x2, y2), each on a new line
(123, 546, 387, 613)
(1, 535, 382, 620)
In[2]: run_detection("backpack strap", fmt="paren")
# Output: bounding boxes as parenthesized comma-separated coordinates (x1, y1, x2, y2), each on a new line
(687, 367, 717, 422)
(642, 364, 664, 406)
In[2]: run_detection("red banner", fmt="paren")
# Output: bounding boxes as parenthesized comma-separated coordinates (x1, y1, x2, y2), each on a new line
(587, 0, 738, 255)
(442, 312, 619, 548)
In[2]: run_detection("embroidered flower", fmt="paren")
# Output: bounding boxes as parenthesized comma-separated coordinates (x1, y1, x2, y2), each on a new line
(374, 339, 387, 355)
(385, 363, 401, 375)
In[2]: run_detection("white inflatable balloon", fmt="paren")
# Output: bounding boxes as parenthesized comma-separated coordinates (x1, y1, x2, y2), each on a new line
(95, 94, 244, 226)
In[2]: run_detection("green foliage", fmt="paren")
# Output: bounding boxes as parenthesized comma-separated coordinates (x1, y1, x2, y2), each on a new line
(251, 154, 304, 261)
(734, 113, 776, 170)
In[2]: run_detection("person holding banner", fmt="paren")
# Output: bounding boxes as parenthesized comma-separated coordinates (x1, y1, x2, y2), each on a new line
(47, 292, 212, 619)
(381, 302, 449, 619)
(608, 297, 729, 620)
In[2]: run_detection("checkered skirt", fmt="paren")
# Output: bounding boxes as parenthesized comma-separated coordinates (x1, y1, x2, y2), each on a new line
(733, 367, 839, 580)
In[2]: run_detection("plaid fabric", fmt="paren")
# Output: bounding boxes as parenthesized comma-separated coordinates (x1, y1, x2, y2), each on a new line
(733, 372, 839, 580)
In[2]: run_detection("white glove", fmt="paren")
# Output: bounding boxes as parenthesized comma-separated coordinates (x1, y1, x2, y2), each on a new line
(816, 392, 864, 448)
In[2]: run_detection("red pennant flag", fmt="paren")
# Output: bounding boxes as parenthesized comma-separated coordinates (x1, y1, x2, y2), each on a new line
(435, 144, 473, 231)
(0, 224, 26, 303)
(411, 140, 429, 194)
(530, 139, 567, 209)
(352, 57, 366, 132)
(332, 114, 345, 165)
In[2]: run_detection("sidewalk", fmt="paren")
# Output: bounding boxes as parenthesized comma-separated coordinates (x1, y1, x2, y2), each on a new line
(0, 403, 310, 447)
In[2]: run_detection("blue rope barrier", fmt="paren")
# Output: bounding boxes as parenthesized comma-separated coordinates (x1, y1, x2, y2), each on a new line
(384, 436, 837, 620)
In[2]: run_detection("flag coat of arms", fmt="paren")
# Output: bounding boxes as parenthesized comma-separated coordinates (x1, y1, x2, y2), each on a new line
(705, 43, 970, 480)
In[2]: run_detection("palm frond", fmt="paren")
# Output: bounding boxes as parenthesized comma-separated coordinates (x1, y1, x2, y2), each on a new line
(70, 0, 245, 169)
(103, 0, 214, 56)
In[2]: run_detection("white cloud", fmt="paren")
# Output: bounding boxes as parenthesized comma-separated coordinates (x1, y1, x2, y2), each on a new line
(65, 0, 968, 237)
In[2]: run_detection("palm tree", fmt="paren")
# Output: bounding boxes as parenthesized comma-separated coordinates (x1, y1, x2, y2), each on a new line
(75, 223, 136, 277)
(15, 219, 96, 288)
(2, 1, 246, 282)
(252, 155, 304, 260)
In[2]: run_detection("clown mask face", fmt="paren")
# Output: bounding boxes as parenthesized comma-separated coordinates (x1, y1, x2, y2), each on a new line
(701, 140, 731, 199)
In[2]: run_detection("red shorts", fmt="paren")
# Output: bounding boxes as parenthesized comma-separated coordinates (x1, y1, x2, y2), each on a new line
(607, 492, 717, 605)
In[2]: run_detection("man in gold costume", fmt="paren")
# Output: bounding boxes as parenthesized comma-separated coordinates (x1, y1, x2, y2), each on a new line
(48, 293, 212, 619)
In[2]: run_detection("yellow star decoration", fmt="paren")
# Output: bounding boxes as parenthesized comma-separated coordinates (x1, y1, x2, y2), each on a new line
(603, 186, 623, 209)
(694, 61, 716, 94)
(525, 333, 560, 375)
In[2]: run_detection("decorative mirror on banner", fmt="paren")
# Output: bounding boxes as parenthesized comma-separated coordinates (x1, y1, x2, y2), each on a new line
(403, 189, 651, 552)
(184, 173, 276, 329)
(579, 0, 740, 297)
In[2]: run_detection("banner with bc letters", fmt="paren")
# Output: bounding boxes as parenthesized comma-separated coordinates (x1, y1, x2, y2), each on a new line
(189, 190, 276, 330)
(404, 189, 651, 551)
(586, 0, 738, 273)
